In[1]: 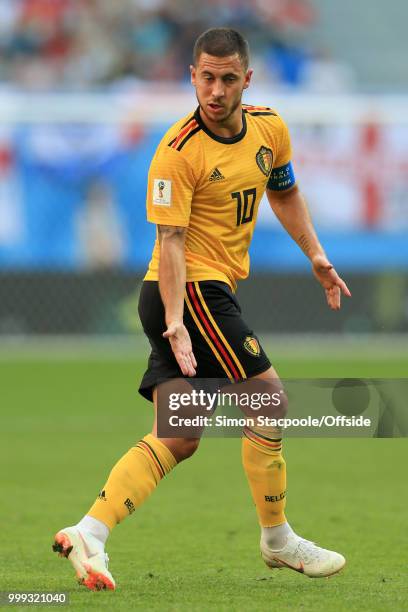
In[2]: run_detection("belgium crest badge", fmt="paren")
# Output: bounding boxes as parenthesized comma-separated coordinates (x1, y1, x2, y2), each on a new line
(243, 336, 261, 357)
(256, 146, 273, 177)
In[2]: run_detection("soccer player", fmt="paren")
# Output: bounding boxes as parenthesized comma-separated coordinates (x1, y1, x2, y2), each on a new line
(53, 28, 351, 590)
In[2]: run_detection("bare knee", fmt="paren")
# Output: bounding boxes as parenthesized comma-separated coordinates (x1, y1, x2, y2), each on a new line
(166, 437, 200, 462)
(258, 374, 288, 419)
(273, 388, 288, 418)
(255, 384, 288, 419)
(239, 377, 289, 419)
(247, 367, 288, 419)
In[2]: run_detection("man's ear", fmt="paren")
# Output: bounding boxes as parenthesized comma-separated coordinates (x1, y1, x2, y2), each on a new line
(243, 69, 253, 90)
(190, 65, 196, 85)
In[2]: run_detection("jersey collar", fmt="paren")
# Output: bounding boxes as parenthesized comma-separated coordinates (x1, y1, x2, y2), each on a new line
(194, 106, 247, 144)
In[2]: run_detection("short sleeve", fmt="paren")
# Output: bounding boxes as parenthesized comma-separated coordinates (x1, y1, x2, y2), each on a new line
(274, 116, 292, 168)
(267, 116, 296, 191)
(146, 146, 196, 227)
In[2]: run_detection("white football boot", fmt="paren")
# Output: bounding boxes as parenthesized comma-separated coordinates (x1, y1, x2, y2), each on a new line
(53, 526, 115, 591)
(261, 533, 346, 578)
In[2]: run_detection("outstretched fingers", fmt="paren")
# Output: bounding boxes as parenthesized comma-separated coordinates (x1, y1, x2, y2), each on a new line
(325, 275, 351, 310)
(336, 276, 352, 298)
(163, 322, 197, 376)
(177, 350, 197, 377)
(325, 286, 341, 310)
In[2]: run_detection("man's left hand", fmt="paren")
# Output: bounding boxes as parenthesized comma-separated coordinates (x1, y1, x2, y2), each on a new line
(311, 254, 351, 310)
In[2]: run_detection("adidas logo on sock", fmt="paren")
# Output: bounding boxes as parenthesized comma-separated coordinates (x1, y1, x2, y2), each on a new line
(209, 167, 225, 182)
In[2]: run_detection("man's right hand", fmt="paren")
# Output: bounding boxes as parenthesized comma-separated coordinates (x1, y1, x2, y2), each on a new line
(163, 321, 197, 377)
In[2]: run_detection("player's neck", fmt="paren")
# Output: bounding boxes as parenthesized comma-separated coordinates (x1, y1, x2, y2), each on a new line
(198, 106, 243, 139)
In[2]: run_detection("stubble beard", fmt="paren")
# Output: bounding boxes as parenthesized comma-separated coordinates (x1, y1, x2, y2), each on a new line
(197, 91, 243, 126)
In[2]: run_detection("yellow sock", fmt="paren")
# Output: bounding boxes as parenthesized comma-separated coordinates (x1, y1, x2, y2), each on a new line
(242, 427, 286, 527)
(87, 434, 177, 530)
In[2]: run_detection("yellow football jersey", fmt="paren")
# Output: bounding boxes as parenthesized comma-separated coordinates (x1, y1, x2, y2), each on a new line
(144, 104, 295, 290)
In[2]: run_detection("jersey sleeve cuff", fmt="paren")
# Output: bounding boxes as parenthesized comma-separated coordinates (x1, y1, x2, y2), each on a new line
(147, 215, 190, 227)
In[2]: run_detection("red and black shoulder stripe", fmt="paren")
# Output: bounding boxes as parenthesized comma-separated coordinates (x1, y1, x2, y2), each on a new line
(243, 104, 277, 117)
(168, 116, 201, 151)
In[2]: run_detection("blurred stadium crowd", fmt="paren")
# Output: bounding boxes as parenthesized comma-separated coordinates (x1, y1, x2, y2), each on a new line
(0, 0, 407, 336)
(0, 0, 352, 90)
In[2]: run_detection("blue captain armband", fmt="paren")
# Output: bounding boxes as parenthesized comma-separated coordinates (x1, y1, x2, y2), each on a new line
(267, 161, 296, 191)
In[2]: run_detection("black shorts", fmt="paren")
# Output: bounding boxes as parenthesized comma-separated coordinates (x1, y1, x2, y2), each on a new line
(138, 280, 271, 402)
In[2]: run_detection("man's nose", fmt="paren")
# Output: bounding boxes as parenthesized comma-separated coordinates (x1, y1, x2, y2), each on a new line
(212, 79, 225, 98)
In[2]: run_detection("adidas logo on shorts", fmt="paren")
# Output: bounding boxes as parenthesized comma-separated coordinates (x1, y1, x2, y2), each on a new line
(209, 167, 225, 182)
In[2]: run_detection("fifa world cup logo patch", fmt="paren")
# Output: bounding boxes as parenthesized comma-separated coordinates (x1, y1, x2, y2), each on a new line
(243, 335, 261, 357)
(153, 178, 172, 206)
(255, 146, 273, 177)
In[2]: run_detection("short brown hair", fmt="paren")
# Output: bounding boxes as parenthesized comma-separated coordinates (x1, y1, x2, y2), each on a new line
(193, 28, 250, 71)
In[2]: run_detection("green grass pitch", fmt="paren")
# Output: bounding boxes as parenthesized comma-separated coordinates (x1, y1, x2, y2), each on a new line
(1, 341, 407, 611)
